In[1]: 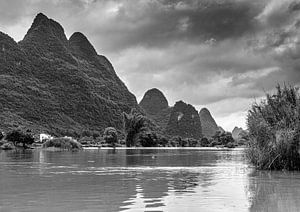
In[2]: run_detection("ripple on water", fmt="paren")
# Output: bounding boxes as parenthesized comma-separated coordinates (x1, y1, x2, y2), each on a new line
(1, 149, 299, 212)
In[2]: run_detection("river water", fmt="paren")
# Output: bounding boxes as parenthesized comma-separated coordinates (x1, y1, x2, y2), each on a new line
(0, 148, 300, 212)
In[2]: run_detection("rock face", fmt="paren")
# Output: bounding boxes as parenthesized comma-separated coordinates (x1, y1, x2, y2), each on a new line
(165, 101, 202, 139)
(0, 13, 139, 135)
(139, 88, 171, 129)
(139, 89, 203, 139)
(140, 88, 168, 114)
(69, 32, 97, 59)
(199, 108, 219, 138)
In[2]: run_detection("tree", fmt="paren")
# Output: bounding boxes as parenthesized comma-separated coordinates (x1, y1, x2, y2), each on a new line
(92, 131, 100, 139)
(123, 109, 151, 147)
(210, 131, 234, 146)
(6, 130, 34, 148)
(169, 136, 182, 147)
(200, 137, 210, 147)
(138, 131, 158, 147)
(103, 127, 118, 147)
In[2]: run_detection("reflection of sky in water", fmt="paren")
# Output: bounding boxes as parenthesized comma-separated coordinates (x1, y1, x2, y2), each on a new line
(0, 149, 299, 211)
(119, 165, 250, 212)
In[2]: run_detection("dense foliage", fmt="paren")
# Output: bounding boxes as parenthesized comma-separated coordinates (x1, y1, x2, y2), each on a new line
(0, 132, 3, 140)
(210, 131, 235, 148)
(199, 108, 219, 138)
(168, 136, 200, 147)
(42, 137, 82, 150)
(166, 101, 202, 139)
(246, 85, 300, 170)
(139, 88, 171, 129)
(0, 13, 139, 135)
(103, 127, 118, 147)
(123, 109, 163, 147)
(5, 129, 34, 148)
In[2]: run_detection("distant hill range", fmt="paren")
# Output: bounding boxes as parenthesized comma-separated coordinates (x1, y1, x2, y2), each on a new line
(0, 13, 139, 135)
(139, 88, 223, 139)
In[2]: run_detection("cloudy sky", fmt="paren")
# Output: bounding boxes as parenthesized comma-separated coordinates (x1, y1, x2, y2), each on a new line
(1, 0, 300, 131)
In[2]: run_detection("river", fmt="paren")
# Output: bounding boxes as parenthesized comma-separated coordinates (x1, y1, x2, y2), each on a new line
(0, 148, 300, 212)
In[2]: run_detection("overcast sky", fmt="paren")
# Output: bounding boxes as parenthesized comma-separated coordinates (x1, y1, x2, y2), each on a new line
(1, 0, 300, 131)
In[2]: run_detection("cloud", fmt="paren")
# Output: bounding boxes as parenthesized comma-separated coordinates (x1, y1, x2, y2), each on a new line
(1, 0, 300, 131)
(111, 38, 279, 106)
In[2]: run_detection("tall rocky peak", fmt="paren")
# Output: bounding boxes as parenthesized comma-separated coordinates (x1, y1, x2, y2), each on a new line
(0, 32, 19, 53)
(69, 32, 97, 59)
(23, 13, 68, 44)
(139, 88, 169, 114)
(139, 88, 171, 129)
(0, 13, 140, 135)
(19, 13, 73, 62)
(0, 32, 26, 69)
(199, 107, 219, 138)
(166, 100, 202, 139)
(0, 32, 16, 45)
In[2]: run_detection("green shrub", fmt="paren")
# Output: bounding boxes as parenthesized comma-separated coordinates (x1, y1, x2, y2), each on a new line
(210, 131, 234, 147)
(137, 131, 158, 147)
(225, 142, 236, 148)
(200, 137, 210, 147)
(123, 109, 156, 147)
(168, 136, 180, 147)
(183, 138, 199, 147)
(42, 137, 82, 150)
(5, 129, 34, 148)
(209, 140, 220, 147)
(103, 127, 118, 146)
(246, 84, 300, 170)
(157, 135, 168, 147)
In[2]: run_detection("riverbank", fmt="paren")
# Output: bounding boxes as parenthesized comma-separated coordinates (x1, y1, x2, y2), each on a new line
(82, 146, 245, 150)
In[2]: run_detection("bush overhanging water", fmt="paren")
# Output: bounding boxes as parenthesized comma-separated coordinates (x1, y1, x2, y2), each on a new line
(246, 85, 300, 170)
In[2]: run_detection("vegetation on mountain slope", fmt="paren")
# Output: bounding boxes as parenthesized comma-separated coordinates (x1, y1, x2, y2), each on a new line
(199, 107, 219, 138)
(166, 101, 202, 140)
(0, 13, 139, 136)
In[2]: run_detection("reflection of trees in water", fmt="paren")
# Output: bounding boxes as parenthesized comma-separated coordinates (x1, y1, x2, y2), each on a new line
(169, 170, 214, 193)
(124, 149, 232, 167)
(1, 149, 34, 161)
(121, 168, 216, 211)
(122, 149, 219, 210)
(247, 170, 300, 212)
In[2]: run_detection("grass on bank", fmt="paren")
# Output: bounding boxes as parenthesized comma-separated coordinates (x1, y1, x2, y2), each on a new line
(246, 84, 300, 170)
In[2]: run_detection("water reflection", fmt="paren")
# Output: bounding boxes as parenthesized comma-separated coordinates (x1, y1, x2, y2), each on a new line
(1, 149, 34, 161)
(1, 149, 300, 211)
(248, 170, 300, 212)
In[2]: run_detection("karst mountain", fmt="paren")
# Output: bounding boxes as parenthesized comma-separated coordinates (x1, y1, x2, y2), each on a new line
(0, 13, 139, 135)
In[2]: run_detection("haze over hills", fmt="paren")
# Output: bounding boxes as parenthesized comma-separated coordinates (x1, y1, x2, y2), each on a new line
(0, 13, 139, 135)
